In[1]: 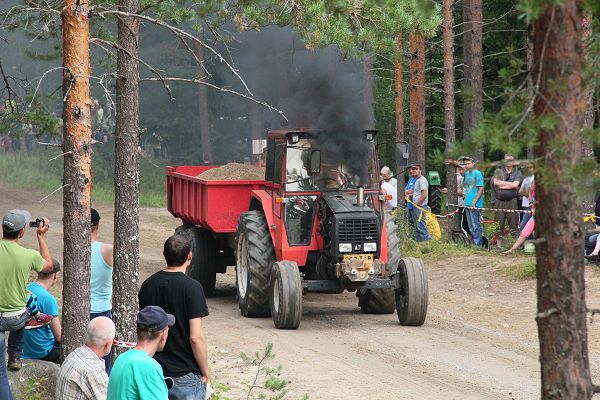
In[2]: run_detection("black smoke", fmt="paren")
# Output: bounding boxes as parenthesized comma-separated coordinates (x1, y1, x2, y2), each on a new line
(221, 26, 375, 184)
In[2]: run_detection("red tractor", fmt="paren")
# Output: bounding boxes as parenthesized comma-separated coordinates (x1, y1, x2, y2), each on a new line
(167, 129, 428, 329)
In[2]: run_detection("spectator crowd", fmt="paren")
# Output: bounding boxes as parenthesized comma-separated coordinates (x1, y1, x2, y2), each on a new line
(0, 209, 210, 400)
(381, 152, 599, 254)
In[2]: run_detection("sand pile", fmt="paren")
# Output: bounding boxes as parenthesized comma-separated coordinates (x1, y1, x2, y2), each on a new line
(197, 163, 265, 181)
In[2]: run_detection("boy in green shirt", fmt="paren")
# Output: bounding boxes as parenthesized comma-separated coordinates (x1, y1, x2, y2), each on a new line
(107, 306, 175, 400)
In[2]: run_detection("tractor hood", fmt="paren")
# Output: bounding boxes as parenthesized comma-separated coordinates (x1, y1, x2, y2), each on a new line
(321, 192, 375, 214)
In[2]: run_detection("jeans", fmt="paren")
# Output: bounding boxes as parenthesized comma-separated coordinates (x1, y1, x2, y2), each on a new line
(1, 312, 28, 359)
(168, 373, 207, 400)
(519, 208, 533, 239)
(0, 312, 28, 400)
(90, 310, 113, 374)
(41, 343, 61, 364)
(466, 209, 483, 246)
(409, 208, 431, 242)
(0, 332, 12, 400)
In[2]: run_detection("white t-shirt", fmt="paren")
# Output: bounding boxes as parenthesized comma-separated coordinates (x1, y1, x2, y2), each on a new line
(381, 181, 397, 208)
(383, 177, 397, 189)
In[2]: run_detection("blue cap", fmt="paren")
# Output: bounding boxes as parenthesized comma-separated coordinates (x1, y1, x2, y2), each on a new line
(137, 306, 175, 332)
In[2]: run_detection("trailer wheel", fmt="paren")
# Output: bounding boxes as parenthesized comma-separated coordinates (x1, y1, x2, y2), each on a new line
(269, 261, 302, 329)
(395, 257, 428, 326)
(357, 216, 398, 314)
(236, 211, 275, 317)
(175, 225, 217, 297)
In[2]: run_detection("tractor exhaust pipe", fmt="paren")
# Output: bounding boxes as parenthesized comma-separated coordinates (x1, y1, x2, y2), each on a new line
(357, 186, 365, 207)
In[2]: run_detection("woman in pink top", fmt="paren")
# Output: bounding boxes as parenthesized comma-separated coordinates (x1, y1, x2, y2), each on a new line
(504, 187, 535, 254)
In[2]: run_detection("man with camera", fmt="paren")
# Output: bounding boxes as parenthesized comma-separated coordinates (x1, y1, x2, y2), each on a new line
(0, 209, 54, 399)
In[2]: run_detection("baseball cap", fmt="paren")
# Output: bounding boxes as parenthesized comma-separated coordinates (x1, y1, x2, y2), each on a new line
(91, 208, 100, 225)
(459, 156, 474, 162)
(409, 163, 422, 169)
(137, 305, 175, 332)
(2, 209, 32, 233)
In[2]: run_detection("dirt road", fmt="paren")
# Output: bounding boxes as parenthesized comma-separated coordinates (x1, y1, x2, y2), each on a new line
(4, 181, 600, 399)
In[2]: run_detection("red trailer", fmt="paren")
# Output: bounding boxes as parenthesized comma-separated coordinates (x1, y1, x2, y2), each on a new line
(166, 130, 428, 329)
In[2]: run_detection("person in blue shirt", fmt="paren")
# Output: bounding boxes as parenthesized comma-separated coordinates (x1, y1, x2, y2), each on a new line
(90, 208, 114, 373)
(462, 156, 485, 246)
(23, 259, 62, 363)
(404, 174, 417, 210)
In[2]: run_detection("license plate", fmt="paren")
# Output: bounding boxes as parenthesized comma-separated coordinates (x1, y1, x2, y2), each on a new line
(342, 254, 374, 263)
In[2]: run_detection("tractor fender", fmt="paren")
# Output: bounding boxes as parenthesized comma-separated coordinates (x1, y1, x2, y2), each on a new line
(250, 190, 277, 244)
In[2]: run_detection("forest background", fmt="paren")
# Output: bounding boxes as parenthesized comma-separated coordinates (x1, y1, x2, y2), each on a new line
(2, 0, 592, 207)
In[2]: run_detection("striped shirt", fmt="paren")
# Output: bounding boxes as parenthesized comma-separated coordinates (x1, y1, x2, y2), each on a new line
(56, 345, 108, 400)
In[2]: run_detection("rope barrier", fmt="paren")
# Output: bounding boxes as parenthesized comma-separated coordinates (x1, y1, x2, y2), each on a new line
(404, 197, 460, 219)
(446, 203, 533, 214)
(113, 339, 136, 348)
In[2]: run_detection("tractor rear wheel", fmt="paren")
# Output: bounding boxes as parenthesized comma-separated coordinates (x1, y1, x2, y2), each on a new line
(357, 216, 398, 314)
(269, 261, 302, 329)
(175, 225, 217, 297)
(395, 257, 428, 326)
(236, 211, 275, 317)
(429, 186, 442, 215)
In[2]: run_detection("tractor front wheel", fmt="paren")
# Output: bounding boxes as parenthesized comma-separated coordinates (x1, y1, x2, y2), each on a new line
(395, 257, 428, 326)
(357, 216, 398, 314)
(236, 211, 275, 317)
(269, 261, 302, 329)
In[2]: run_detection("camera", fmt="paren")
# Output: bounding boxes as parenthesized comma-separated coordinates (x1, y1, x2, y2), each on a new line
(29, 218, 44, 228)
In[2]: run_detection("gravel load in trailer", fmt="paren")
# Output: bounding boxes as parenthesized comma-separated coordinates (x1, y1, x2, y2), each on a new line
(196, 163, 265, 181)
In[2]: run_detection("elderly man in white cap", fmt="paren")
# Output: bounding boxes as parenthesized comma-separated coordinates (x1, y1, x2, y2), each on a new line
(0, 209, 54, 396)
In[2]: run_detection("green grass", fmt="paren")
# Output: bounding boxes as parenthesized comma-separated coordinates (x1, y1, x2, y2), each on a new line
(501, 257, 537, 280)
(0, 149, 166, 207)
(400, 239, 479, 259)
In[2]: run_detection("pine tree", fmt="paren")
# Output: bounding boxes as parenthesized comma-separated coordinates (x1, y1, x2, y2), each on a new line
(61, 0, 92, 359)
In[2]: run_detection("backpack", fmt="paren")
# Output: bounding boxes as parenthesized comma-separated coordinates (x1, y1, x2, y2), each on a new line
(495, 170, 520, 201)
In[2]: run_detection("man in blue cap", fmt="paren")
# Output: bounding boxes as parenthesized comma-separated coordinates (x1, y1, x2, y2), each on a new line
(0, 209, 54, 398)
(107, 306, 175, 400)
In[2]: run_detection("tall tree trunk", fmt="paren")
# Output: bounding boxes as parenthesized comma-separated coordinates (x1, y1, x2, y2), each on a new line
(526, 25, 535, 160)
(196, 42, 212, 163)
(409, 31, 425, 167)
(113, 0, 140, 352)
(532, 2, 593, 398)
(395, 33, 405, 201)
(61, 0, 92, 360)
(462, 0, 483, 160)
(443, 0, 459, 236)
(363, 54, 375, 129)
(580, 13, 594, 158)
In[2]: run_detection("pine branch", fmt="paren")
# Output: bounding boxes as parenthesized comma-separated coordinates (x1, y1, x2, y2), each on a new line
(91, 37, 174, 100)
(93, 8, 254, 97)
(139, 77, 287, 121)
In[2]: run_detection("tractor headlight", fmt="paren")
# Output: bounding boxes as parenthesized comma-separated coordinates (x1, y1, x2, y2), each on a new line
(339, 243, 352, 253)
(363, 242, 377, 252)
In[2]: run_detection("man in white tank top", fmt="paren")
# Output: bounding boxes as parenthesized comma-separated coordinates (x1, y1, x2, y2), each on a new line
(90, 208, 114, 374)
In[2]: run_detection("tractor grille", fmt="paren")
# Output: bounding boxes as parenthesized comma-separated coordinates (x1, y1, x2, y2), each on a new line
(338, 219, 379, 243)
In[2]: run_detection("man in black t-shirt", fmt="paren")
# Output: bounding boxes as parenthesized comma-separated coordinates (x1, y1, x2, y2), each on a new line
(491, 154, 522, 247)
(139, 234, 210, 400)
